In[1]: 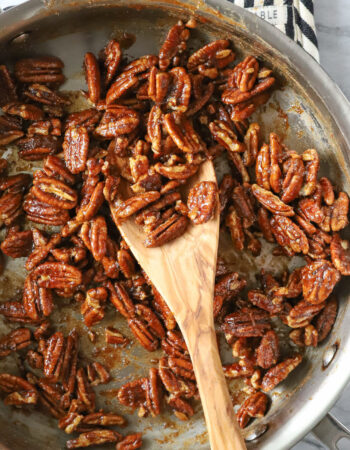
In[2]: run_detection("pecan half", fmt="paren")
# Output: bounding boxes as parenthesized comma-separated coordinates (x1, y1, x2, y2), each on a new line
(104, 39, 122, 86)
(222, 308, 271, 338)
(261, 354, 302, 392)
(15, 56, 65, 84)
(66, 430, 121, 449)
(315, 296, 338, 343)
(116, 433, 142, 450)
(270, 215, 309, 254)
(17, 135, 61, 160)
(0, 328, 31, 357)
(84, 52, 101, 104)
(252, 184, 294, 216)
(256, 330, 279, 369)
(0, 65, 17, 106)
(144, 213, 188, 247)
(63, 126, 89, 174)
(302, 260, 340, 304)
(187, 181, 217, 224)
(1, 228, 32, 258)
(331, 192, 349, 231)
(236, 392, 268, 428)
(33, 262, 82, 290)
(95, 106, 139, 138)
(24, 193, 70, 226)
(32, 176, 78, 209)
(159, 21, 190, 71)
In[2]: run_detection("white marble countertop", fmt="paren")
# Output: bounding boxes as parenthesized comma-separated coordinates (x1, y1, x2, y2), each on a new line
(292, 1, 350, 449)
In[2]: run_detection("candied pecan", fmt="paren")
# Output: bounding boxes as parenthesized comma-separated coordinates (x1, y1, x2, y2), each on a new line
(209, 120, 245, 154)
(284, 300, 325, 328)
(87, 361, 110, 386)
(302, 260, 340, 304)
(320, 177, 335, 206)
(222, 308, 271, 338)
(315, 296, 338, 342)
(136, 304, 165, 339)
(188, 39, 234, 72)
(108, 281, 135, 318)
(0, 301, 34, 323)
(215, 272, 246, 298)
(4, 390, 39, 407)
(116, 433, 142, 450)
(104, 39, 122, 86)
(187, 75, 214, 116)
(187, 181, 217, 224)
(84, 52, 101, 104)
(15, 56, 64, 84)
(32, 176, 77, 209)
(26, 350, 44, 369)
(247, 290, 282, 315)
(268, 133, 283, 194)
(236, 391, 268, 428)
(232, 184, 256, 228)
(66, 430, 121, 449)
(270, 215, 309, 254)
(81, 411, 124, 427)
(153, 161, 198, 180)
(225, 206, 245, 251)
(222, 77, 275, 105)
(0, 192, 23, 226)
(164, 112, 204, 153)
(105, 75, 138, 104)
(118, 378, 147, 408)
(23, 274, 53, 320)
(28, 118, 62, 137)
(230, 90, 272, 121)
(76, 367, 95, 412)
(111, 191, 160, 221)
(24, 193, 70, 226)
(261, 354, 302, 392)
(43, 331, 64, 379)
(144, 368, 162, 416)
(144, 213, 188, 247)
(117, 248, 136, 279)
(232, 56, 259, 92)
(290, 325, 318, 347)
(331, 192, 349, 231)
(330, 234, 350, 275)
(81, 287, 108, 327)
(17, 135, 61, 160)
(105, 327, 129, 346)
(218, 174, 235, 218)
(0, 374, 36, 394)
(128, 318, 159, 351)
(23, 83, 69, 106)
(243, 122, 260, 166)
(257, 208, 274, 243)
(65, 108, 101, 132)
(166, 67, 191, 112)
(275, 268, 303, 298)
(168, 395, 194, 421)
(168, 356, 195, 380)
(159, 21, 190, 70)
(3, 102, 44, 121)
(0, 328, 31, 357)
(95, 105, 139, 138)
(252, 184, 294, 216)
(152, 286, 176, 331)
(300, 149, 319, 196)
(63, 126, 89, 174)
(147, 105, 163, 154)
(256, 143, 270, 190)
(80, 216, 107, 262)
(1, 228, 32, 258)
(33, 262, 82, 290)
(0, 65, 17, 106)
(223, 359, 254, 378)
(281, 152, 304, 203)
(25, 232, 61, 271)
(159, 357, 196, 398)
(256, 330, 279, 369)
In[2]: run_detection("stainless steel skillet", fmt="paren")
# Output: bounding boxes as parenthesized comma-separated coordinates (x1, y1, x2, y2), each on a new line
(1, 0, 350, 449)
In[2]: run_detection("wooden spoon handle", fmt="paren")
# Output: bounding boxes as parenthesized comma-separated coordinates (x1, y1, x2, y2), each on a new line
(184, 323, 246, 450)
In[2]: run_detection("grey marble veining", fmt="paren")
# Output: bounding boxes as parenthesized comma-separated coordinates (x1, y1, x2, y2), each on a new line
(292, 1, 350, 449)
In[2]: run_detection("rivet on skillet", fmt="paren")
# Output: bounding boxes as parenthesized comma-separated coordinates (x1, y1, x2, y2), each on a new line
(322, 343, 339, 369)
(9, 31, 31, 45)
(245, 424, 268, 442)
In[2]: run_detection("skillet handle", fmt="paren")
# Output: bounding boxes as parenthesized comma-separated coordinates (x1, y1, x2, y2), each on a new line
(312, 413, 350, 449)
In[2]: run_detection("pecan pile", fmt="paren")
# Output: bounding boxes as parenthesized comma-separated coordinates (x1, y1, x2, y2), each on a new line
(0, 16, 348, 448)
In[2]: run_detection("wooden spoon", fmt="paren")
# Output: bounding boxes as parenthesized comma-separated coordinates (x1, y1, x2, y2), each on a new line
(113, 160, 246, 450)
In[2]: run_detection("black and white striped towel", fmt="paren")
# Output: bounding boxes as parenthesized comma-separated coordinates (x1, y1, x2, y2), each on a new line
(0, 0, 319, 61)
(231, 0, 319, 61)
